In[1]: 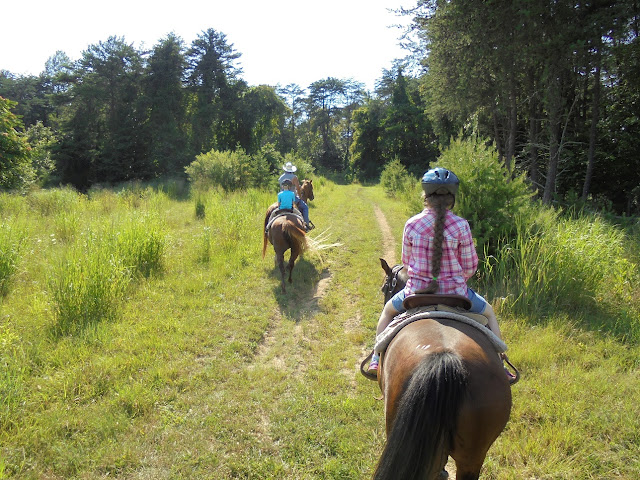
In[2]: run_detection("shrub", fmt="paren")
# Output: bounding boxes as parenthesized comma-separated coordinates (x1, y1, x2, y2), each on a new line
(437, 136, 533, 255)
(380, 158, 414, 198)
(186, 148, 268, 191)
(195, 196, 206, 219)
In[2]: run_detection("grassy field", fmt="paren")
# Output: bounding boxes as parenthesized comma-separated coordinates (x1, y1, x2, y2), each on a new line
(1, 179, 639, 479)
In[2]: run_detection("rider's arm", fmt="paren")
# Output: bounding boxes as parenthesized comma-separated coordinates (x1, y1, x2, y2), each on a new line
(458, 221, 478, 281)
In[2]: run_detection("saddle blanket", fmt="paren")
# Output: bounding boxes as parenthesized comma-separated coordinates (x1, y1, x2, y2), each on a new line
(265, 208, 304, 232)
(375, 306, 508, 355)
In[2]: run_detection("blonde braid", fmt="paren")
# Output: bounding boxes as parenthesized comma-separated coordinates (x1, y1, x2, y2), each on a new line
(421, 193, 454, 294)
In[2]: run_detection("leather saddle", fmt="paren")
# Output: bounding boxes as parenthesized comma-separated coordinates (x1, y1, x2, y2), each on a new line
(402, 293, 488, 326)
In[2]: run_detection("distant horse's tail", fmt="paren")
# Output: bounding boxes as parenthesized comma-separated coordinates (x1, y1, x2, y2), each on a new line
(374, 351, 468, 480)
(262, 230, 269, 258)
(283, 220, 307, 251)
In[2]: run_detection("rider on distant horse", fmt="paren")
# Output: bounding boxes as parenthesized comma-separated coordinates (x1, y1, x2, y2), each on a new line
(278, 179, 296, 210)
(368, 167, 512, 380)
(279, 162, 314, 232)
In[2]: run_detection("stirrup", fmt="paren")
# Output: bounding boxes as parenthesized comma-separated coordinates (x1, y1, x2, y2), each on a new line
(501, 353, 520, 385)
(360, 351, 377, 381)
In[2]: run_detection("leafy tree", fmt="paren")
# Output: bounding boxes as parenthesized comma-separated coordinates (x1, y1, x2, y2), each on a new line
(350, 98, 385, 179)
(338, 80, 367, 168)
(277, 83, 305, 152)
(380, 69, 436, 175)
(0, 71, 53, 127)
(305, 77, 347, 169)
(408, 0, 640, 212)
(0, 96, 34, 190)
(145, 33, 190, 174)
(55, 36, 150, 188)
(351, 69, 436, 180)
(238, 85, 288, 154)
(185, 28, 244, 155)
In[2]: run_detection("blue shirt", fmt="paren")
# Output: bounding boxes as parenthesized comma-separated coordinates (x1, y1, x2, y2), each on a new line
(278, 190, 296, 210)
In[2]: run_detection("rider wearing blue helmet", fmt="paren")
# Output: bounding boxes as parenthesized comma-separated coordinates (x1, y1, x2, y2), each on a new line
(368, 167, 510, 380)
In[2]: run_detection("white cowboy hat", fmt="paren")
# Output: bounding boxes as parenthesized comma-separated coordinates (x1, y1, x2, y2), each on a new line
(282, 162, 297, 172)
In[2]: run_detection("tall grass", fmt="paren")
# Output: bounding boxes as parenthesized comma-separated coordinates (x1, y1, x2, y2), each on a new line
(0, 221, 25, 297)
(115, 213, 166, 278)
(480, 207, 640, 341)
(1, 181, 639, 479)
(48, 210, 167, 335)
(192, 188, 269, 264)
(49, 229, 132, 336)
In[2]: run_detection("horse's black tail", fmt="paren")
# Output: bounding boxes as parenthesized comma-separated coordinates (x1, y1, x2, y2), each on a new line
(373, 351, 468, 480)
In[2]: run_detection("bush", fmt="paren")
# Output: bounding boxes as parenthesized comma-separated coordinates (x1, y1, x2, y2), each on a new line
(186, 148, 271, 192)
(380, 158, 414, 198)
(437, 136, 533, 254)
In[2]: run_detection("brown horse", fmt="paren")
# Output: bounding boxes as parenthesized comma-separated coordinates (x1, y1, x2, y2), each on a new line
(263, 204, 307, 293)
(373, 258, 512, 480)
(300, 179, 314, 203)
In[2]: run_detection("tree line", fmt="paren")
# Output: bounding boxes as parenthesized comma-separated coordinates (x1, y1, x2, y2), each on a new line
(1, 2, 639, 215)
(1, 28, 432, 192)
(407, 0, 640, 214)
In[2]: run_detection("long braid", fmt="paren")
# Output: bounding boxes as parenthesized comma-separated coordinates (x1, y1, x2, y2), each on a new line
(422, 194, 454, 294)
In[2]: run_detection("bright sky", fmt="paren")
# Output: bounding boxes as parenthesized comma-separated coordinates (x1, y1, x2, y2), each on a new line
(1, 0, 413, 91)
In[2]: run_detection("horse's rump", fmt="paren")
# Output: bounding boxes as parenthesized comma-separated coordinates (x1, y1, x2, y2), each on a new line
(375, 349, 467, 480)
(377, 318, 512, 480)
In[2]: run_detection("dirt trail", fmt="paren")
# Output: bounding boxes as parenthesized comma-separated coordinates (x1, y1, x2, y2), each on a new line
(373, 205, 396, 265)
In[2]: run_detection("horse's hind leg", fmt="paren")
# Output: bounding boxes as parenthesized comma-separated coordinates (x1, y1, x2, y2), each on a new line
(288, 245, 300, 284)
(276, 251, 287, 292)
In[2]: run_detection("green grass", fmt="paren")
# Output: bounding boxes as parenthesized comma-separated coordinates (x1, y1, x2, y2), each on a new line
(0, 181, 639, 479)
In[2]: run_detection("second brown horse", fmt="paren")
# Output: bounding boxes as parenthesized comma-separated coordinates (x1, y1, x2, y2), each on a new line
(263, 205, 307, 293)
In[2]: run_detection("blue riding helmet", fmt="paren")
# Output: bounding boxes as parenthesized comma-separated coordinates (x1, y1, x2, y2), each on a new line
(421, 167, 459, 196)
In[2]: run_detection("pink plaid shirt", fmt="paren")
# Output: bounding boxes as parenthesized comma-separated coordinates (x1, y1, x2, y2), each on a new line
(401, 209, 478, 296)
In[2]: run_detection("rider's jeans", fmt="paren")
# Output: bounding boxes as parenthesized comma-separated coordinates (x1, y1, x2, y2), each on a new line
(296, 198, 310, 224)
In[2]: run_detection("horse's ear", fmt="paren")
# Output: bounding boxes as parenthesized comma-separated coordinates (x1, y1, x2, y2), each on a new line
(380, 258, 392, 275)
